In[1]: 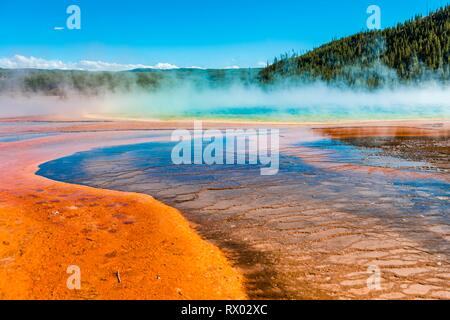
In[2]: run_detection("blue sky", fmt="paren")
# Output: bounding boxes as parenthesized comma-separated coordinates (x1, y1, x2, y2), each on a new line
(0, 0, 449, 69)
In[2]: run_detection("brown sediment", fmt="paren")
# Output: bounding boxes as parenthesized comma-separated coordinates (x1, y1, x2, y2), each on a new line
(312, 123, 450, 139)
(0, 132, 247, 300)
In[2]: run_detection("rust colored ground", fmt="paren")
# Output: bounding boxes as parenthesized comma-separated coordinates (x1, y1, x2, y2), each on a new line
(313, 123, 450, 139)
(0, 132, 246, 300)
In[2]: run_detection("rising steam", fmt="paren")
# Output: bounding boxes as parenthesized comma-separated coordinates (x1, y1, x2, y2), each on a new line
(0, 70, 449, 121)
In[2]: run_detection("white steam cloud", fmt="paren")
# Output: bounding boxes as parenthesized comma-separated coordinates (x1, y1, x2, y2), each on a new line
(2, 82, 449, 120)
(98, 82, 450, 120)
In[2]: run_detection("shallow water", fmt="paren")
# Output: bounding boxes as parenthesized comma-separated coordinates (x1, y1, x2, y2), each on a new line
(37, 130, 450, 299)
(116, 105, 450, 122)
(0, 132, 58, 142)
(299, 138, 431, 170)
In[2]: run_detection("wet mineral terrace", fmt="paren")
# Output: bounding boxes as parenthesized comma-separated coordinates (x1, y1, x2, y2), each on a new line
(37, 128, 450, 299)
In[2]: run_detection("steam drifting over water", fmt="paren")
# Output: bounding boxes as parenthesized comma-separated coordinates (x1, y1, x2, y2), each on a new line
(1, 82, 450, 121)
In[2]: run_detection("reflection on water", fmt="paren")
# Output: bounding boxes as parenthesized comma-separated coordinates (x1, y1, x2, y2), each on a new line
(37, 131, 450, 299)
(299, 139, 430, 170)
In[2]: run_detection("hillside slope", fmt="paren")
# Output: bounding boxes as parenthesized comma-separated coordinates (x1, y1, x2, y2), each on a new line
(260, 6, 450, 87)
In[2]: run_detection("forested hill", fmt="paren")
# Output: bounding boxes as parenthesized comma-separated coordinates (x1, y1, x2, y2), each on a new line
(0, 68, 260, 97)
(259, 6, 450, 87)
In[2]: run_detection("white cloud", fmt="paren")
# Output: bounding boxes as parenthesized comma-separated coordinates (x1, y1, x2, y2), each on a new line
(0, 55, 180, 71)
(224, 65, 241, 69)
(150, 62, 179, 70)
(0, 55, 67, 69)
(186, 66, 206, 70)
(257, 61, 267, 67)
